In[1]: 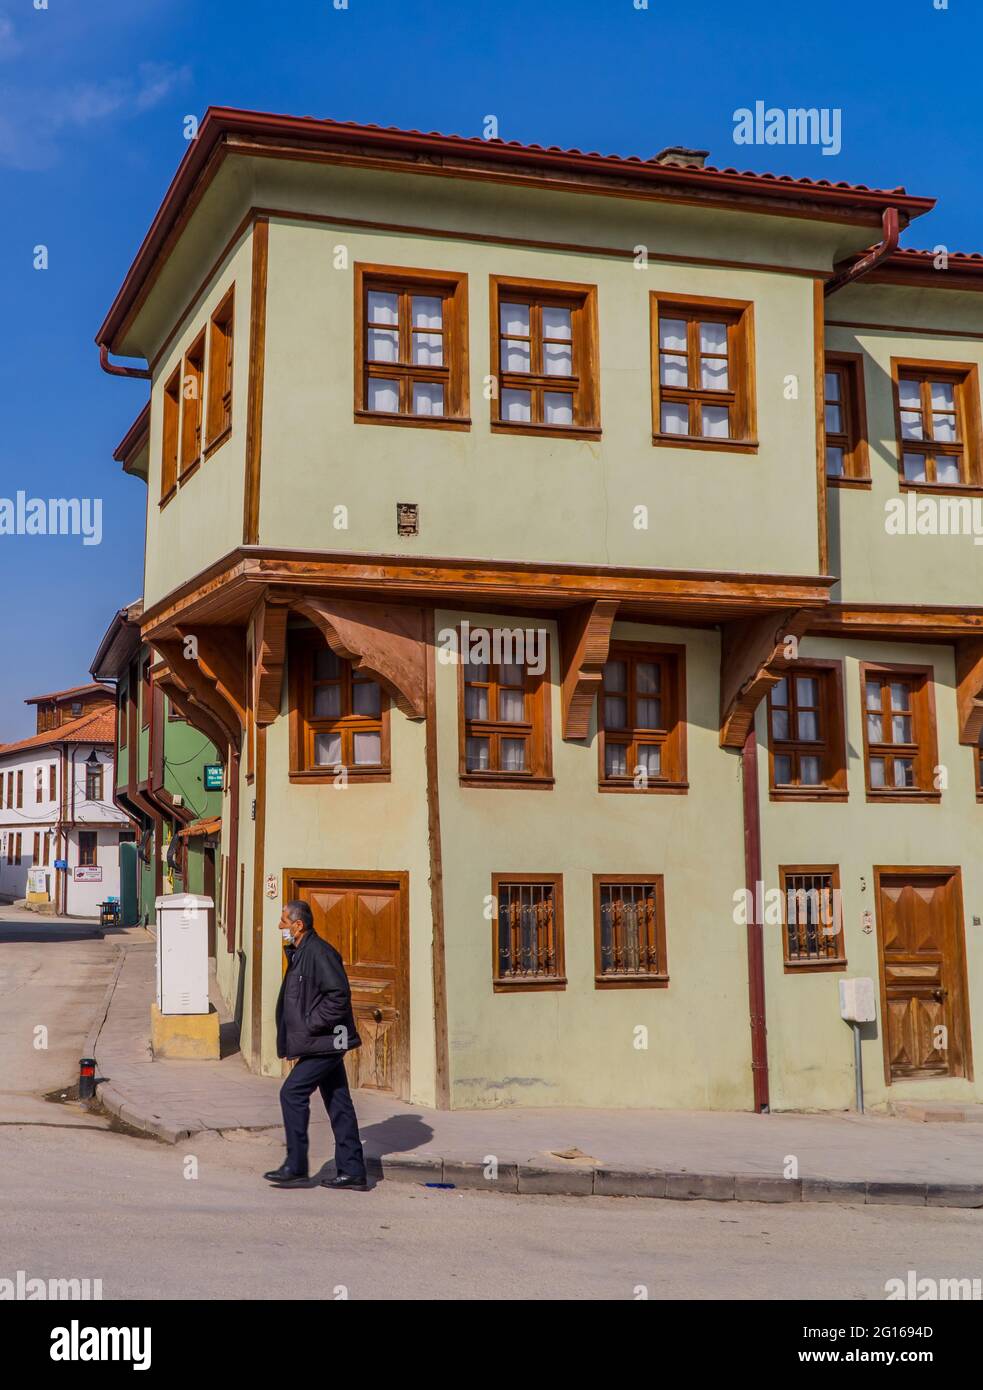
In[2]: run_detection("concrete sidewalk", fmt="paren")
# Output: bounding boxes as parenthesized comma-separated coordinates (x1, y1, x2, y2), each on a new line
(91, 942, 983, 1208)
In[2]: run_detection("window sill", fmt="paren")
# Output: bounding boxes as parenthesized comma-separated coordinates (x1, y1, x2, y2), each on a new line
(595, 974, 669, 989)
(827, 475, 871, 490)
(289, 767, 391, 785)
(898, 480, 983, 497)
(598, 779, 689, 795)
(354, 409, 471, 432)
(204, 426, 232, 461)
(864, 788, 941, 804)
(460, 773, 554, 790)
(651, 432, 758, 454)
(769, 787, 848, 803)
(158, 486, 177, 511)
(491, 420, 601, 442)
(783, 958, 848, 974)
(493, 976, 567, 994)
(178, 457, 201, 486)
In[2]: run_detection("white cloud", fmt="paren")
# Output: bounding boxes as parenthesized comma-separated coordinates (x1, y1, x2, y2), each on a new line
(0, 61, 191, 169)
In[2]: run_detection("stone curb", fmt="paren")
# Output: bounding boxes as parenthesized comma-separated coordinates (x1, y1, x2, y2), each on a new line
(89, 948, 983, 1210)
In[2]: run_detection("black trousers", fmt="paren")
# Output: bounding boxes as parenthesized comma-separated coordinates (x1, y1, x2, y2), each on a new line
(279, 1055, 366, 1178)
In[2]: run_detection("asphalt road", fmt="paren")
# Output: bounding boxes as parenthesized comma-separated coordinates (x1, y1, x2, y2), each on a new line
(2, 912, 981, 1301)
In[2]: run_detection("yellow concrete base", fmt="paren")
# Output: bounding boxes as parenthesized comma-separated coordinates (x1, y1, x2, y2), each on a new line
(150, 1003, 220, 1060)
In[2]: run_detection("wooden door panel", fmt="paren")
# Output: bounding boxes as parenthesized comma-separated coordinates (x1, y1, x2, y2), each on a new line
(288, 873, 408, 1097)
(877, 871, 970, 1082)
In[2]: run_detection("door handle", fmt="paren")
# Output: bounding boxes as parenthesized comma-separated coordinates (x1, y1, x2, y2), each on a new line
(932, 988, 948, 1002)
(372, 1008, 382, 1022)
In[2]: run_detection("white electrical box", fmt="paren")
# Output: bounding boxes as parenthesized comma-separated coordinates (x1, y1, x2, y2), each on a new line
(155, 893, 213, 1015)
(839, 976, 876, 1024)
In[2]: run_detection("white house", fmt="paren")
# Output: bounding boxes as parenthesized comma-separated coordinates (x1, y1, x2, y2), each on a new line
(0, 684, 131, 917)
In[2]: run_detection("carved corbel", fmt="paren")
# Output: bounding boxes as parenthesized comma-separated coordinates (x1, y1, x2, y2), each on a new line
(252, 594, 291, 726)
(558, 600, 619, 739)
(719, 609, 811, 748)
(155, 665, 230, 760)
(153, 627, 247, 753)
(955, 638, 983, 746)
(292, 596, 426, 719)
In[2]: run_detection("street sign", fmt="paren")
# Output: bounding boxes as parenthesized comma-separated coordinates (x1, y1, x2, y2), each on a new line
(203, 763, 224, 791)
(54, 859, 68, 871)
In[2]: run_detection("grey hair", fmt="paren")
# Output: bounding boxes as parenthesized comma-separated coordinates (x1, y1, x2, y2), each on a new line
(284, 900, 314, 932)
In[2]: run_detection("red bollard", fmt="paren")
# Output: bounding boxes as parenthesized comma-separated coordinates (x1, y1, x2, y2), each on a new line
(79, 1058, 96, 1100)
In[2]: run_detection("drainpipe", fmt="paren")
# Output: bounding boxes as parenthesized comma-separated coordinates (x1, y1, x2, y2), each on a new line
(98, 343, 151, 380)
(824, 207, 900, 298)
(742, 728, 770, 1112)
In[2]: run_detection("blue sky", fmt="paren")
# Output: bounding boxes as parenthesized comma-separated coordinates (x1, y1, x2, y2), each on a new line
(0, 0, 980, 738)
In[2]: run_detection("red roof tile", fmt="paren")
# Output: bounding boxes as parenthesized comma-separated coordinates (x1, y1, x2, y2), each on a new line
(25, 682, 113, 705)
(0, 709, 116, 758)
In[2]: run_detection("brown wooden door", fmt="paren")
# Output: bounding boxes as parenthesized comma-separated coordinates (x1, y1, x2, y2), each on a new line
(876, 870, 972, 1081)
(288, 873, 409, 1097)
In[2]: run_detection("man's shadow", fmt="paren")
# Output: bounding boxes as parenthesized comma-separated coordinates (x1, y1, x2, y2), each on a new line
(313, 1111, 434, 1187)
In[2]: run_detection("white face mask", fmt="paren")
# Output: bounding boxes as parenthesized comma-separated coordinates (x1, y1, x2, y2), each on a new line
(281, 928, 293, 943)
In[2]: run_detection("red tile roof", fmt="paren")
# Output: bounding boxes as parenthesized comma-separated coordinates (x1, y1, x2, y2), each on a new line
(24, 682, 113, 705)
(0, 709, 116, 758)
(97, 108, 937, 353)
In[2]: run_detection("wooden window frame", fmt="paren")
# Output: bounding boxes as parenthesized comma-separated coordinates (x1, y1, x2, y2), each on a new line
(32, 831, 40, 866)
(179, 329, 206, 482)
(85, 763, 104, 803)
(78, 831, 98, 868)
(288, 632, 391, 784)
(767, 659, 847, 802)
(490, 275, 600, 440)
(16, 770, 23, 809)
(491, 873, 566, 992)
(592, 875, 669, 989)
(160, 366, 180, 507)
(598, 641, 687, 793)
(457, 626, 553, 789)
(34, 765, 43, 803)
(48, 764, 56, 802)
(824, 351, 870, 487)
(354, 263, 470, 431)
(205, 285, 235, 456)
(779, 865, 847, 973)
(650, 291, 757, 452)
(859, 662, 939, 803)
(890, 357, 983, 494)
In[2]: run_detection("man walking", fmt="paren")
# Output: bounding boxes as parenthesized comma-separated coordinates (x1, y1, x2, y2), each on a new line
(264, 900, 368, 1191)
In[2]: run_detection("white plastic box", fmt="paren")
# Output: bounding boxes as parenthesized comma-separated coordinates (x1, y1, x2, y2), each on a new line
(155, 894, 213, 1015)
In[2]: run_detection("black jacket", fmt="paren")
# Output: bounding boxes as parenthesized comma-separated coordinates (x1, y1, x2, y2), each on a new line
(275, 931, 361, 1060)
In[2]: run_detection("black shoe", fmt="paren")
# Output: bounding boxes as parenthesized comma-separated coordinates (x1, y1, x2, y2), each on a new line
(321, 1173, 368, 1191)
(264, 1165, 309, 1183)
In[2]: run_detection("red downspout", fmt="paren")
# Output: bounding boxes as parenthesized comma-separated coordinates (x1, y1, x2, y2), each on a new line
(99, 343, 151, 380)
(824, 207, 900, 297)
(742, 728, 770, 1112)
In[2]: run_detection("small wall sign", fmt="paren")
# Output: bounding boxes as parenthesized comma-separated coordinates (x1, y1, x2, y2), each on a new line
(265, 874, 279, 899)
(74, 866, 103, 883)
(203, 764, 224, 791)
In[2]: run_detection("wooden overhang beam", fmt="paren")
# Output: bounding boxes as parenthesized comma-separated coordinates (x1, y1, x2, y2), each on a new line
(956, 638, 983, 746)
(719, 609, 811, 749)
(559, 600, 619, 739)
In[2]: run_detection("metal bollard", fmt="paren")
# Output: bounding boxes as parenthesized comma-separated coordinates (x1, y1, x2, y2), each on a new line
(79, 1058, 97, 1100)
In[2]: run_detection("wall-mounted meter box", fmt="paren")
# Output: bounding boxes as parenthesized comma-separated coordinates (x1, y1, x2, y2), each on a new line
(839, 976, 876, 1024)
(155, 894, 214, 1015)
